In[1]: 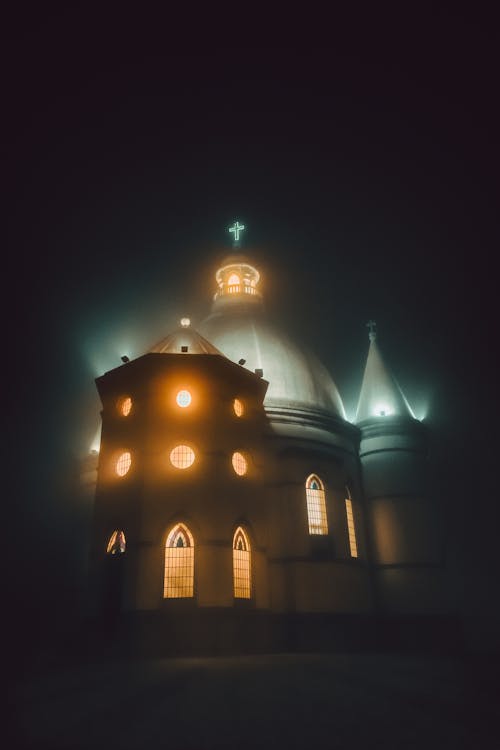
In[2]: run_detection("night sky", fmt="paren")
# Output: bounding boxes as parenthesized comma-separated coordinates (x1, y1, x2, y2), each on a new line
(4, 10, 498, 651)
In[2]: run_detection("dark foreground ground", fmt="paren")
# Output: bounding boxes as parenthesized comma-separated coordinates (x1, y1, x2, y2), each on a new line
(11, 652, 496, 749)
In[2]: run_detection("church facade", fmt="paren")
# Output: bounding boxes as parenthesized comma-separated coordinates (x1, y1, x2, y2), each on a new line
(87, 228, 450, 654)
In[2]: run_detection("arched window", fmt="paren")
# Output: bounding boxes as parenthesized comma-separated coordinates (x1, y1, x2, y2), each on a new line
(345, 488, 358, 558)
(227, 273, 241, 293)
(164, 523, 194, 598)
(106, 530, 126, 555)
(305, 474, 328, 535)
(233, 527, 251, 599)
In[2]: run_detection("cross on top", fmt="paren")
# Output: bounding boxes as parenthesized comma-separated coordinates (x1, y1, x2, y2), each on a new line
(367, 320, 377, 341)
(229, 220, 245, 245)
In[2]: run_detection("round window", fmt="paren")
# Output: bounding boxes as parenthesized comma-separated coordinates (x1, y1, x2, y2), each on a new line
(116, 452, 131, 476)
(170, 445, 195, 469)
(232, 452, 247, 476)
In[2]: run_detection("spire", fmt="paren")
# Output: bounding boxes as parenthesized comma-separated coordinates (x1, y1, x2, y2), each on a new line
(355, 322, 415, 423)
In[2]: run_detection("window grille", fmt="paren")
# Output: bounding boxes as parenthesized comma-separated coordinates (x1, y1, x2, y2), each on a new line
(345, 494, 358, 557)
(116, 452, 131, 477)
(164, 524, 194, 598)
(233, 527, 251, 598)
(305, 474, 328, 535)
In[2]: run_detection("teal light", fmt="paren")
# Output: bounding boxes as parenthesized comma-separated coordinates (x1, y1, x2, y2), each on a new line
(229, 220, 245, 243)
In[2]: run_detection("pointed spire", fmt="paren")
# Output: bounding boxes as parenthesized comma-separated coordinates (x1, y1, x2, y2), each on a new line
(355, 322, 415, 423)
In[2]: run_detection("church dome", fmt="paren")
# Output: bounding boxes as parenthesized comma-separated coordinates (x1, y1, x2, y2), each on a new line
(201, 255, 345, 419)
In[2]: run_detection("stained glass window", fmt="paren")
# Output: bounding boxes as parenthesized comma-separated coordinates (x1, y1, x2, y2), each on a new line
(345, 492, 358, 557)
(233, 527, 251, 599)
(305, 474, 328, 535)
(106, 530, 126, 554)
(164, 524, 194, 598)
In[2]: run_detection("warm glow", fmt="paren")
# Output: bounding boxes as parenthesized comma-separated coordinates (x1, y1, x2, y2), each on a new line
(233, 398, 244, 417)
(233, 527, 251, 598)
(176, 389, 192, 408)
(180, 317, 190, 328)
(227, 273, 240, 293)
(345, 496, 358, 557)
(106, 530, 126, 554)
(119, 396, 132, 416)
(116, 452, 131, 477)
(232, 452, 247, 476)
(306, 474, 328, 535)
(164, 523, 194, 598)
(170, 445, 195, 469)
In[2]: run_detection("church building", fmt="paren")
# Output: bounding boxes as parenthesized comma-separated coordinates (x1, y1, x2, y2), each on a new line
(86, 223, 449, 655)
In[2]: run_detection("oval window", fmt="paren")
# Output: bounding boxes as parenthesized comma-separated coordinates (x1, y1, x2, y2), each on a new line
(116, 452, 131, 477)
(176, 390, 192, 408)
(232, 452, 247, 476)
(233, 398, 244, 417)
(170, 445, 195, 469)
(119, 396, 132, 416)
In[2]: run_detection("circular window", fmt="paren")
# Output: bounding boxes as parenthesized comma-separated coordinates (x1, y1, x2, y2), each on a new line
(176, 389, 192, 408)
(170, 445, 195, 469)
(232, 452, 247, 476)
(119, 396, 132, 416)
(116, 452, 131, 477)
(233, 398, 244, 417)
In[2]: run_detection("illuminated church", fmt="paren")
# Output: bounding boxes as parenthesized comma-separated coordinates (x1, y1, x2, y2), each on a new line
(86, 223, 447, 654)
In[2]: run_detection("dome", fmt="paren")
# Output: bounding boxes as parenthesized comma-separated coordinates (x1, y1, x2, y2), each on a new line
(201, 255, 345, 419)
(201, 311, 345, 418)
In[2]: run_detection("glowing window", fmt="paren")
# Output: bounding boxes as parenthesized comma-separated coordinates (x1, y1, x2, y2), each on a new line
(233, 527, 251, 599)
(106, 530, 126, 555)
(170, 445, 195, 469)
(176, 389, 192, 408)
(164, 523, 194, 598)
(233, 398, 244, 417)
(305, 474, 328, 535)
(232, 452, 247, 476)
(116, 452, 131, 477)
(119, 397, 132, 416)
(345, 494, 358, 558)
(228, 273, 240, 285)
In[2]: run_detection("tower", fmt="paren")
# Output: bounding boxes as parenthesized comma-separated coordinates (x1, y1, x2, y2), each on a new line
(355, 322, 445, 615)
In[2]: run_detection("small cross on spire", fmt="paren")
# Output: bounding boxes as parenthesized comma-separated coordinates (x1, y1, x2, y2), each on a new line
(229, 220, 245, 247)
(367, 320, 377, 342)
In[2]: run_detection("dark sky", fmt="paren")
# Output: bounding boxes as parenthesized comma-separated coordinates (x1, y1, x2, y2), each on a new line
(4, 10, 498, 645)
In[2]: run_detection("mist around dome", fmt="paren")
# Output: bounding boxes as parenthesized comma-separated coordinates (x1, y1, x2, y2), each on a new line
(200, 252, 347, 420)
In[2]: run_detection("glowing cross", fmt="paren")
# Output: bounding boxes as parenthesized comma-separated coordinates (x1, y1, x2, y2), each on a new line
(229, 220, 245, 245)
(367, 320, 377, 341)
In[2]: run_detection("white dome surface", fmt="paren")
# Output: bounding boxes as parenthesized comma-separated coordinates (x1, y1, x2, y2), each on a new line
(201, 312, 345, 419)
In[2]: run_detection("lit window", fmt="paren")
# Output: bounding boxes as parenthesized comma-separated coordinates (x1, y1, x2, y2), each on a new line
(305, 474, 328, 535)
(345, 493, 358, 558)
(119, 397, 132, 416)
(164, 523, 194, 598)
(116, 452, 131, 477)
(232, 452, 247, 476)
(176, 389, 192, 408)
(227, 273, 240, 294)
(233, 398, 244, 417)
(170, 445, 195, 469)
(106, 530, 126, 555)
(233, 527, 251, 599)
